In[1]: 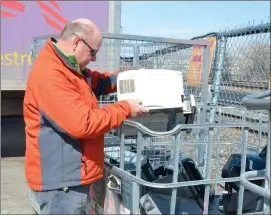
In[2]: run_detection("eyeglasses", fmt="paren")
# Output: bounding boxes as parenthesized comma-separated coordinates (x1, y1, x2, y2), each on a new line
(73, 33, 98, 56)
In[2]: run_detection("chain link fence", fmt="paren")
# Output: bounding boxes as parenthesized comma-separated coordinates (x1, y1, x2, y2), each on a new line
(181, 19, 270, 170)
(103, 19, 270, 182)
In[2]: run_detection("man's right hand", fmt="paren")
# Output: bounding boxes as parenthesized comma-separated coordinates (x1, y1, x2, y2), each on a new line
(126, 99, 149, 117)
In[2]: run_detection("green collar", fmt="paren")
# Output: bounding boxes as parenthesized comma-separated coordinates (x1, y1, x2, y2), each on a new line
(52, 41, 81, 74)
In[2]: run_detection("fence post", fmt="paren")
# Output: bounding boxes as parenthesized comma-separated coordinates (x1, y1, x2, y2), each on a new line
(197, 43, 211, 167)
(263, 119, 270, 214)
(30, 40, 36, 63)
(108, 41, 121, 72)
(200, 35, 227, 176)
(133, 46, 140, 68)
(209, 35, 227, 122)
(131, 131, 143, 214)
(267, 76, 271, 215)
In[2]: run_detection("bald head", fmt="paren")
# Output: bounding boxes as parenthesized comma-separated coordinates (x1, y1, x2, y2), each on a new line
(60, 18, 101, 41)
(56, 18, 102, 70)
(71, 18, 99, 30)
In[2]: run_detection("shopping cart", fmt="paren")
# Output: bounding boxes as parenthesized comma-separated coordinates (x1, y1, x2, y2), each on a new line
(87, 89, 270, 215)
(28, 31, 270, 215)
(240, 90, 270, 215)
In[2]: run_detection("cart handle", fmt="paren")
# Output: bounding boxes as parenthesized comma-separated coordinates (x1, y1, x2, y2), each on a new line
(242, 90, 271, 110)
(240, 170, 270, 200)
(123, 120, 265, 137)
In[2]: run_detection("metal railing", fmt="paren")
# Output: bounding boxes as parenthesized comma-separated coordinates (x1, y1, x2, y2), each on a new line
(31, 33, 211, 105)
(30, 19, 270, 109)
(241, 90, 270, 215)
(184, 20, 270, 167)
(220, 81, 269, 89)
(102, 105, 269, 214)
(31, 32, 212, 169)
(31, 18, 270, 173)
(29, 18, 270, 215)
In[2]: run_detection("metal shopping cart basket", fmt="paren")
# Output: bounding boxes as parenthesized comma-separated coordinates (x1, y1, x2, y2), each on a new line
(28, 31, 270, 215)
(240, 90, 270, 215)
(87, 90, 270, 215)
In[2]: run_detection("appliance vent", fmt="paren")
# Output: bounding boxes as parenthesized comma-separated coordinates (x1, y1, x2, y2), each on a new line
(119, 79, 135, 94)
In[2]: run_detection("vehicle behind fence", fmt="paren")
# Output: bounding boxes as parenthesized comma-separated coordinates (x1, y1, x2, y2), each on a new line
(30, 19, 270, 214)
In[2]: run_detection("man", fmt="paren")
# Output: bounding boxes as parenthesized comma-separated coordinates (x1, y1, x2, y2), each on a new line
(23, 18, 148, 214)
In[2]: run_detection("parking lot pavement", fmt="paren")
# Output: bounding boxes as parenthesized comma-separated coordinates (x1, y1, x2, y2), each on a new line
(1, 116, 35, 213)
(1, 157, 35, 214)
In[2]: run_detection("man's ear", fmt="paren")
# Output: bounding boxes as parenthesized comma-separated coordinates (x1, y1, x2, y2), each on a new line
(73, 37, 81, 50)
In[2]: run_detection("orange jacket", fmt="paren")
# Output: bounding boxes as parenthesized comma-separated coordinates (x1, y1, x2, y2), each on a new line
(23, 37, 131, 191)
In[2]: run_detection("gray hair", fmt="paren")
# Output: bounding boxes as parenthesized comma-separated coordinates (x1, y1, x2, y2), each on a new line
(60, 22, 94, 40)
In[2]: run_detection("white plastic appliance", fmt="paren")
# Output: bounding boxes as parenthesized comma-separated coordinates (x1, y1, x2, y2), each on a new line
(117, 69, 185, 110)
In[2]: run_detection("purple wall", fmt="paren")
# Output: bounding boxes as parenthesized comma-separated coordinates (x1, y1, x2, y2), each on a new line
(1, 1, 109, 80)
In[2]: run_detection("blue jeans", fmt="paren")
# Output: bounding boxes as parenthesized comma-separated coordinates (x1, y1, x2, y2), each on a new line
(29, 185, 92, 214)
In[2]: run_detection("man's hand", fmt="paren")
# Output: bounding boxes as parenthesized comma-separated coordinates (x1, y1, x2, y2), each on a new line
(126, 99, 149, 117)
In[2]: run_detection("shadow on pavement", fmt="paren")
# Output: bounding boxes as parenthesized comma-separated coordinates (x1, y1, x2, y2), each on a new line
(1, 116, 26, 157)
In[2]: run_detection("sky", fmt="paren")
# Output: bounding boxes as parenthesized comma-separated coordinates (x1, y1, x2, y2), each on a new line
(121, 1, 270, 39)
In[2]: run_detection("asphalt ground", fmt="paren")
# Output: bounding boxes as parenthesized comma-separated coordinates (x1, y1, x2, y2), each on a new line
(1, 116, 35, 214)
